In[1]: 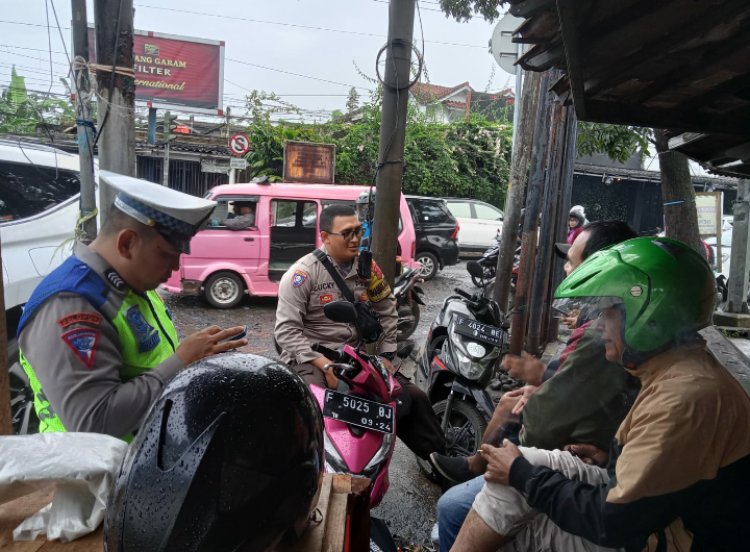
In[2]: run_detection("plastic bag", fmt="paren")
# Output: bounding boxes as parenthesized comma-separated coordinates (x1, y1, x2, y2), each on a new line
(0, 432, 127, 542)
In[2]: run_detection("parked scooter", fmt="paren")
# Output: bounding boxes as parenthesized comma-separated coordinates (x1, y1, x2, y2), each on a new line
(309, 301, 402, 508)
(415, 268, 509, 459)
(470, 232, 501, 287)
(394, 266, 425, 341)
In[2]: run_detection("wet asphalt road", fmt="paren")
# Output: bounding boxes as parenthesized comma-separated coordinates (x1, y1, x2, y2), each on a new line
(162, 261, 475, 547)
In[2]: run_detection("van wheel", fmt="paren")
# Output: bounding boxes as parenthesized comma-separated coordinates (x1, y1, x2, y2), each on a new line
(205, 272, 244, 308)
(416, 251, 438, 281)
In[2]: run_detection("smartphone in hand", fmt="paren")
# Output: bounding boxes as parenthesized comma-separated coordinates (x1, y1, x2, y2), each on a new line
(222, 325, 248, 343)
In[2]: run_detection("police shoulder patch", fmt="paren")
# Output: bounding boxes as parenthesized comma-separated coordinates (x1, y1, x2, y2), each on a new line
(292, 270, 309, 288)
(61, 327, 100, 369)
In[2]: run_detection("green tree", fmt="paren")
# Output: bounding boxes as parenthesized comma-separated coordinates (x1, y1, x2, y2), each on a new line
(345, 87, 360, 116)
(0, 67, 75, 134)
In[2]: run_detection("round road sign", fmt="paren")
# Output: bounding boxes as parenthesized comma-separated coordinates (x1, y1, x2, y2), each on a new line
(229, 133, 251, 156)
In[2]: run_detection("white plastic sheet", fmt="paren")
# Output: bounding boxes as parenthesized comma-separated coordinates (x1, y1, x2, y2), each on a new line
(0, 432, 127, 542)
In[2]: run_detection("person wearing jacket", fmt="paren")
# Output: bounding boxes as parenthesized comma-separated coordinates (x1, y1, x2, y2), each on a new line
(275, 203, 446, 460)
(566, 204, 588, 245)
(433, 220, 639, 551)
(17, 172, 248, 439)
(452, 237, 750, 552)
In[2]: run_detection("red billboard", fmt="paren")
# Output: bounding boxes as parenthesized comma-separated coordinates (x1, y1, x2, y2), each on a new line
(90, 28, 224, 113)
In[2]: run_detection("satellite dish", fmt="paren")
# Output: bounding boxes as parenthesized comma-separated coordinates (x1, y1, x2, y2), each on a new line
(490, 14, 524, 74)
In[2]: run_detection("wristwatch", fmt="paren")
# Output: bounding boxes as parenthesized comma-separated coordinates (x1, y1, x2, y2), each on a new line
(379, 351, 396, 361)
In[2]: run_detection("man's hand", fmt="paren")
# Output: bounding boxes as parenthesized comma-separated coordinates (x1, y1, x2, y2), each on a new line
(176, 325, 249, 365)
(480, 440, 523, 485)
(380, 357, 396, 374)
(510, 385, 539, 415)
(564, 443, 609, 467)
(501, 352, 546, 386)
(312, 356, 339, 388)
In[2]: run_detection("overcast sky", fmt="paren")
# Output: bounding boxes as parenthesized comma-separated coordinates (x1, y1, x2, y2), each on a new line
(1, 0, 513, 122)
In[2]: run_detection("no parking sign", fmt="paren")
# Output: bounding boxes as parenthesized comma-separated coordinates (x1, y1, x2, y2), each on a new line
(228, 133, 251, 156)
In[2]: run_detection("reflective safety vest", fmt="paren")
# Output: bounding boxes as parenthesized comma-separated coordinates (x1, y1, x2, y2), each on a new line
(17, 256, 178, 436)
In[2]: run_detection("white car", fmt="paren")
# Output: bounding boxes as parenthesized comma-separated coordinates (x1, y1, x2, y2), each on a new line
(444, 198, 504, 254)
(0, 140, 94, 433)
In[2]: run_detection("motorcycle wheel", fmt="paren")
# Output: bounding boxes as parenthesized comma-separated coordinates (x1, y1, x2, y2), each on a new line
(433, 399, 487, 458)
(471, 274, 484, 287)
(397, 302, 420, 341)
(8, 338, 39, 435)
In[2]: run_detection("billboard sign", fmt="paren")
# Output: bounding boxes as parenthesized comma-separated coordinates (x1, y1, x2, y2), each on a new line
(696, 192, 722, 236)
(283, 142, 336, 184)
(89, 27, 224, 113)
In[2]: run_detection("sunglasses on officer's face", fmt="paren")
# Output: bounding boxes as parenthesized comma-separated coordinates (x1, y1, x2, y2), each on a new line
(325, 226, 364, 241)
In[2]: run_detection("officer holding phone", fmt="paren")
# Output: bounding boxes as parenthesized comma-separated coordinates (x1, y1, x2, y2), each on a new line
(17, 172, 249, 439)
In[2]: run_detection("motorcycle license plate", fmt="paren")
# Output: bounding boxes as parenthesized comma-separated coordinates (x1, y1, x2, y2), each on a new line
(454, 316, 502, 347)
(323, 390, 394, 434)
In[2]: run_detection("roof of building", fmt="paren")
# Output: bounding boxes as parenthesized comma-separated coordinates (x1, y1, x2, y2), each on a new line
(507, 0, 750, 178)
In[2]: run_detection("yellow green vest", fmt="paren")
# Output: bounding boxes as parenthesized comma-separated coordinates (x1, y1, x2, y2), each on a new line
(20, 289, 178, 437)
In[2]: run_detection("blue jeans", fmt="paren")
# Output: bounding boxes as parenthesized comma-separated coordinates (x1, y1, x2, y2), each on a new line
(437, 475, 485, 552)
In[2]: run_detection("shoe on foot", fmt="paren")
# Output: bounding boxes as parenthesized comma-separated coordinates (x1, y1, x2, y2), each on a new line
(429, 452, 474, 485)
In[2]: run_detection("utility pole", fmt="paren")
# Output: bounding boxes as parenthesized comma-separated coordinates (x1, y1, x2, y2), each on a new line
(94, 0, 135, 218)
(71, 0, 98, 242)
(162, 111, 176, 186)
(494, 70, 542, 310)
(0, 243, 8, 434)
(372, 0, 416, 285)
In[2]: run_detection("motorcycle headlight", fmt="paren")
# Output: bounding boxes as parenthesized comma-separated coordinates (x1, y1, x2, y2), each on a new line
(324, 434, 349, 473)
(450, 330, 486, 381)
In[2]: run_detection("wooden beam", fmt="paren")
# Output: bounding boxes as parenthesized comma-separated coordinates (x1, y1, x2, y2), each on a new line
(555, 0, 587, 118)
(583, 100, 750, 136)
(678, 74, 750, 113)
(583, 0, 750, 100)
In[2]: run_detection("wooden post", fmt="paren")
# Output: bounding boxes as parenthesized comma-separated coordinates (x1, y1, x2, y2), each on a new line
(0, 233, 9, 435)
(93, 0, 135, 219)
(372, 0, 416, 285)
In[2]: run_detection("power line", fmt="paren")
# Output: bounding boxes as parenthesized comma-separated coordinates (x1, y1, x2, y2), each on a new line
(133, 5, 486, 49)
(226, 57, 373, 92)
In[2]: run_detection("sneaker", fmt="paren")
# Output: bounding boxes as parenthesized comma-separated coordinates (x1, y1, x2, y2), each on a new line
(429, 452, 474, 485)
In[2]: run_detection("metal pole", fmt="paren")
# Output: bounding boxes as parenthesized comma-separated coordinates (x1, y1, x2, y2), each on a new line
(372, 0, 416, 285)
(509, 71, 552, 355)
(229, 168, 236, 184)
(147, 106, 157, 145)
(510, 42, 523, 152)
(725, 180, 750, 313)
(545, 106, 578, 342)
(94, 0, 135, 219)
(72, 0, 97, 242)
(0, 234, 9, 434)
(527, 89, 564, 351)
(494, 71, 542, 310)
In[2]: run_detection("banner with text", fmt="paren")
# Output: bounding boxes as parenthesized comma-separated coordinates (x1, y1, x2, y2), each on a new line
(89, 27, 224, 112)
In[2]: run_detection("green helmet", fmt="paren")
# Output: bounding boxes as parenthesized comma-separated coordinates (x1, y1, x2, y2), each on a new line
(554, 237, 715, 355)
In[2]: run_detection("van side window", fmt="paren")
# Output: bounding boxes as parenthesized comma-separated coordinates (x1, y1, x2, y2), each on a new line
(207, 196, 259, 228)
(0, 161, 79, 222)
(269, 199, 318, 280)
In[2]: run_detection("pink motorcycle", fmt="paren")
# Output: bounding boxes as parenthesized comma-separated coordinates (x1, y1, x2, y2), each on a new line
(309, 302, 402, 508)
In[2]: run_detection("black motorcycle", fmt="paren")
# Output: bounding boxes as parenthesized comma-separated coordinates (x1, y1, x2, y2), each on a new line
(394, 266, 425, 341)
(415, 272, 509, 460)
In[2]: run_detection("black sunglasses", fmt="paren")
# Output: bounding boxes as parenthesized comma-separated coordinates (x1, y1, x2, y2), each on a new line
(326, 226, 364, 240)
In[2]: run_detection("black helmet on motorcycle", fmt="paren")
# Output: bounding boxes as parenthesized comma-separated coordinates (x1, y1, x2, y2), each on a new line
(355, 190, 375, 220)
(104, 353, 324, 552)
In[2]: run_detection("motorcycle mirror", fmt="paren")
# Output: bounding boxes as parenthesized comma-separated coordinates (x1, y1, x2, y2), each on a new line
(323, 301, 358, 324)
(466, 260, 484, 278)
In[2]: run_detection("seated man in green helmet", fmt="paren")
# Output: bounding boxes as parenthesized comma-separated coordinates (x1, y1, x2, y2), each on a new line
(17, 172, 248, 439)
(451, 237, 750, 552)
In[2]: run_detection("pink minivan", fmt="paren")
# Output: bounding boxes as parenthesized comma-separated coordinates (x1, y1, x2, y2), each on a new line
(162, 181, 417, 308)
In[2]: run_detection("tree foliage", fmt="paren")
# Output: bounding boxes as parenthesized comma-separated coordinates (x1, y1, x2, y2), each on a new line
(242, 93, 512, 207)
(0, 67, 75, 134)
(576, 122, 651, 163)
(438, 0, 504, 22)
